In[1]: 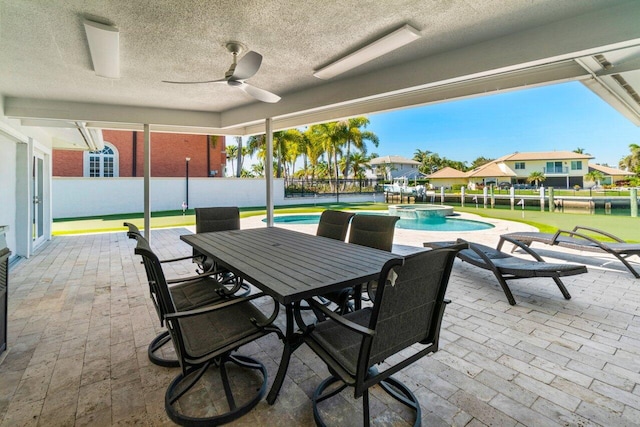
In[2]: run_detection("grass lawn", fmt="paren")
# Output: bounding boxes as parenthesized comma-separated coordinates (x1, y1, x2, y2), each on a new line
(52, 202, 640, 242)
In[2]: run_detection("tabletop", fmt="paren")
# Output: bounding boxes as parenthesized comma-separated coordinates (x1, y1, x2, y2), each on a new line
(181, 227, 402, 305)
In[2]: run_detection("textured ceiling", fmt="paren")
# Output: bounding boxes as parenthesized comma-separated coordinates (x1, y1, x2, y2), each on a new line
(1, 0, 640, 136)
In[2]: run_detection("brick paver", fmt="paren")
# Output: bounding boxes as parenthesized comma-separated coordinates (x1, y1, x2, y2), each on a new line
(1, 213, 640, 426)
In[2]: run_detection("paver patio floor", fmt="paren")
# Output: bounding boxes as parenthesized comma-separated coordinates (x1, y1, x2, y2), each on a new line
(2, 213, 640, 426)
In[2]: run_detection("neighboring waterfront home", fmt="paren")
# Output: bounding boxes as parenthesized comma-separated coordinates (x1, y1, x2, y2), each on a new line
(369, 155, 422, 181)
(427, 151, 595, 189)
(586, 163, 636, 187)
(425, 167, 469, 189)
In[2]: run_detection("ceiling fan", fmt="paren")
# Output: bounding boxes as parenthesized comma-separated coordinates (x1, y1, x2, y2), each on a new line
(163, 42, 281, 103)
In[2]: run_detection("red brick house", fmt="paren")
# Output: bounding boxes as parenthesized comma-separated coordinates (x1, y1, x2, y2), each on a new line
(53, 130, 226, 177)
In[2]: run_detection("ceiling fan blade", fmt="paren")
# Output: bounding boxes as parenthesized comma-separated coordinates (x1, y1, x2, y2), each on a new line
(231, 51, 262, 80)
(237, 82, 281, 103)
(162, 78, 226, 84)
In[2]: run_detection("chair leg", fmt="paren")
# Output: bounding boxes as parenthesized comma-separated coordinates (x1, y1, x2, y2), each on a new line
(379, 377, 422, 426)
(165, 353, 268, 426)
(148, 330, 180, 368)
(551, 277, 572, 300)
(312, 375, 422, 427)
(312, 376, 349, 427)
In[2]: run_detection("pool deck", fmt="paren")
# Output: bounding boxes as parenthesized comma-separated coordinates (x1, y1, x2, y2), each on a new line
(3, 213, 640, 426)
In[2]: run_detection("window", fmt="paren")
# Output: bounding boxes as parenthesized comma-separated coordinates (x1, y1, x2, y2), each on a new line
(571, 160, 582, 170)
(546, 161, 563, 173)
(514, 162, 525, 170)
(84, 143, 118, 177)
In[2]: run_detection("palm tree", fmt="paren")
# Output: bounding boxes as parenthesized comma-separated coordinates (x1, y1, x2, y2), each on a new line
(339, 117, 379, 178)
(225, 144, 238, 176)
(573, 147, 585, 154)
(584, 169, 605, 187)
(349, 152, 371, 180)
(527, 171, 546, 188)
(619, 143, 640, 174)
(246, 130, 303, 179)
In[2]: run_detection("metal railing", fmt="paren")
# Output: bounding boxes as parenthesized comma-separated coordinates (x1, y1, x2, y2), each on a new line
(284, 178, 381, 197)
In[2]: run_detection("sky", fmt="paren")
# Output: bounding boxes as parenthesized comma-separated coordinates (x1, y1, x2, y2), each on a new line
(365, 81, 640, 168)
(233, 81, 640, 174)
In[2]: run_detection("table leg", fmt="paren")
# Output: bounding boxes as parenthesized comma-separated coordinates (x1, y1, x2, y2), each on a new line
(267, 303, 303, 405)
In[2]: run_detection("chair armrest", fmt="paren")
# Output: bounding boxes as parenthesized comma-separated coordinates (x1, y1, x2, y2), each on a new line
(307, 299, 375, 337)
(497, 235, 545, 262)
(571, 226, 625, 243)
(166, 267, 232, 285)
(165, 292, 270, 320)
(557, 229, 613, 252)
(160, 254, 201, 264)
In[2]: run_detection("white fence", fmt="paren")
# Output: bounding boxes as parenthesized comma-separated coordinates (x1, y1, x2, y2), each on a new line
(52, 177, 376, 218)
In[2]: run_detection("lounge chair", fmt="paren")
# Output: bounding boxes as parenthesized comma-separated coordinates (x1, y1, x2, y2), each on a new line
(499, 226, 640, 278)
(425, 237, 587, 305)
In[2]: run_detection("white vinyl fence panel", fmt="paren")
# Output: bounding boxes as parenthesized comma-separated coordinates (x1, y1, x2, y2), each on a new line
(52, 177, 286, 218)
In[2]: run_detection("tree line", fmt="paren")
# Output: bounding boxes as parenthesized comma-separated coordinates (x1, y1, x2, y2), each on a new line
(224, 119, 640, 186)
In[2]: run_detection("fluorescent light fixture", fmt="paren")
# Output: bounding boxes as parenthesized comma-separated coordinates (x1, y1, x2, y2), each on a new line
(75, 122, 104, 151)
(83, 19, 120, 78)
(313, 24, 421, 80)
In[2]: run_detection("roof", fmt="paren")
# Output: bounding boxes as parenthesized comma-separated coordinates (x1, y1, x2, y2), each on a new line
(1, 1, 640, 140)
(500, 151, 594, 161)
(369, 156, 421, 166)
(427, 166, 468, 179)
(467, 162, 517, 178)
(588, 163, 636, 176)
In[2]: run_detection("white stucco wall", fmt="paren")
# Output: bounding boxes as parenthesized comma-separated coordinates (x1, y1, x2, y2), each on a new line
(52, 177, 377, 218)
(0, 133, 17, 253)
(52, 177, 287, 218)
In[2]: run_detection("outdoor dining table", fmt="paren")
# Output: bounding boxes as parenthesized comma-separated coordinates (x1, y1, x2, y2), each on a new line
(180, 226, 402, 404)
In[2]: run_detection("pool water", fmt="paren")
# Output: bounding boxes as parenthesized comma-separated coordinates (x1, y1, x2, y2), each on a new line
(266, 213, 494, 232)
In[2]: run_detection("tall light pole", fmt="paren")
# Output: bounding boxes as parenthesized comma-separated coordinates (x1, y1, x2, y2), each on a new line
(185, 157, 191, 209)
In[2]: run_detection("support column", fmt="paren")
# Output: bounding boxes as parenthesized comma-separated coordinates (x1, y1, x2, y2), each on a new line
(483, 186, 488, 208)
(510, 186, 515, 210)
(460, 187, 465, 207)
(540, 185, 545, 211)
(265, 118, 274, 227)
(549, 187, 555, 212)
(631, 188, 638, 218)
(144, 124, 151, 240)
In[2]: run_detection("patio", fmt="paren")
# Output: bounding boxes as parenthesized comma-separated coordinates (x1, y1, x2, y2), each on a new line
(2, 214, 640, 426)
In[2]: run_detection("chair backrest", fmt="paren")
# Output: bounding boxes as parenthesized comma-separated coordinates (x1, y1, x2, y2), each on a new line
(316, 210, 355, 241)
(365, 243, 466, 368)
(195, 207, 240, 234)
(124, 222, 141, 238)
(348, 214, 400, 251)
(129, 232, 169, 323)
(134, 236, 188, 362)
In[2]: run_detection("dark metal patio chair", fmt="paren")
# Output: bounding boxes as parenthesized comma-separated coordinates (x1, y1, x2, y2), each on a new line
(316, 209, 355, 241)
(194, 207, 240, 271)
(302, 243, 466, 426)
(318, 214, 399, 314)
(134, 235, 283, 426)
(125, 223, 242, 367)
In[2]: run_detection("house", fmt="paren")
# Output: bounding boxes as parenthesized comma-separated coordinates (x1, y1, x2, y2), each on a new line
(586, 163, 636, 187)
(498, 151, 594, 188)
(428, 151, 596, 189)
(425, 167, 469, 189)
(53, 130, 227, 178)
(369, 155, 422, 180)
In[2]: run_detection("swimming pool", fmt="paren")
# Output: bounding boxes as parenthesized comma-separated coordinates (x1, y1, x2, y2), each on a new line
(266, 213, 494, 232)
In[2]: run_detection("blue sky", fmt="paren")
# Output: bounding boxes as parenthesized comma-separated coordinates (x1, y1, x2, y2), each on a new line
(365, 81, 640, 168)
